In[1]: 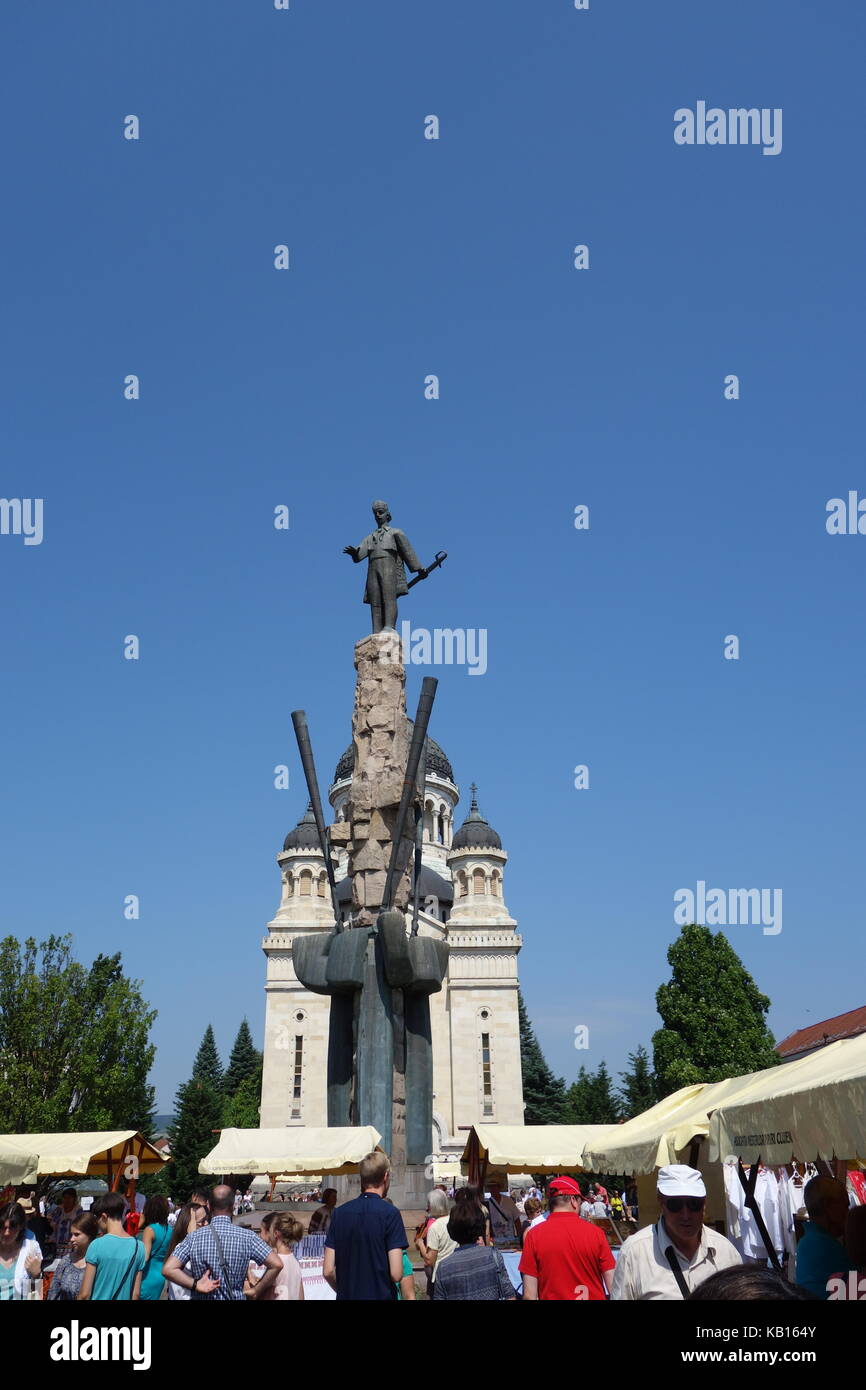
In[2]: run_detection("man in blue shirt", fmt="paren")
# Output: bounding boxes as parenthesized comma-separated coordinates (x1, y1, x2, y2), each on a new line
(795, 1175, 856, 1299)
(323, 1152, 408, 1300)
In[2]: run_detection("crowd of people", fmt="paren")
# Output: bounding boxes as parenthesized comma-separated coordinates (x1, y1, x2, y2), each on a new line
(1, 1156, 863, 1301)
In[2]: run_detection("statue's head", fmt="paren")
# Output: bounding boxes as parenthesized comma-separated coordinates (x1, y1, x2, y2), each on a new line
(371, 499, 391, 526)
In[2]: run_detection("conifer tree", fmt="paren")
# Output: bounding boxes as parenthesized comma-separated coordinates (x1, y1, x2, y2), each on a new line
(518, 990, 568, 1124)
(617, 1044, 657, 1119)
(223, 1019, 261, 1101)
(192, 1024, 224, 1092)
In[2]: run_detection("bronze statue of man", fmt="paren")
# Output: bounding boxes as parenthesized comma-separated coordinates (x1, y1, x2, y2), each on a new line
(344, 500, 427, 633)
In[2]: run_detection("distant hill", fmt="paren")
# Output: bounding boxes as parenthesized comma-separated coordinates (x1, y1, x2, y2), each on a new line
(152, 1115, 173, 1134)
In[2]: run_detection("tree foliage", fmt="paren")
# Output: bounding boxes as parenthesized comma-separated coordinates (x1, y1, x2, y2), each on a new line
(223, 1063, 263, 1129)
(223, 1019, 261, 1101)
(652, 923, 779, 1097)
(565, 1061, 622, 1124)
(167, 1076, 223, 1202)
(192, 1024, 224, 1093)
(617, 1044, 657, 1119)
(0, 935, 156, 1133)
(518, 990, 568, 1124)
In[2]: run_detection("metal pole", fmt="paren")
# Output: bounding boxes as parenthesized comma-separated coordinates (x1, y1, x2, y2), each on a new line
(382, 678, 438, 911)
(290, 710, 342, 930)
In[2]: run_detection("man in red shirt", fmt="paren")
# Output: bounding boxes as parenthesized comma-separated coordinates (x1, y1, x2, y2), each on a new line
(519, 1176, 616, 1301)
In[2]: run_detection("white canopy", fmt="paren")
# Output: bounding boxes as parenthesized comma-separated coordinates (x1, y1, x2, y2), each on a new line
(199, 1127, 383, 1177)
(579, 1075, 774, 1175)
(462, 1124, 618, 1175)
(0, 1139, 40, 1187)
(0, 1131, 167, 1178)
(709, 1034, 866, 1164)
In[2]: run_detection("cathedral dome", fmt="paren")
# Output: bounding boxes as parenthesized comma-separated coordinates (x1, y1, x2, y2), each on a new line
(451, 787, 502, 851)
(282, 804, 322, 852)
(333, 729, 455, 785)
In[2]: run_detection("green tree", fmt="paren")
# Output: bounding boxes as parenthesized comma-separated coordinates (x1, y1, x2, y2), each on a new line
(223, 1019, 261, 1101)
(617, 1044, 657, 1119)
(223, 1063, 263, 1129)
(0, 935, 156, 1133)
(566, 1061, 621, 1124)
(167, 1074, 223, 1201)
(192, 1024, 224, 1093)
(652, 923, 779, 1097)
(518, 990, 568, 1124)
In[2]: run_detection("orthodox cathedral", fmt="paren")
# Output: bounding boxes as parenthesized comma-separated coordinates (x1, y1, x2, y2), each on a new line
(259, 736, 525, 1162)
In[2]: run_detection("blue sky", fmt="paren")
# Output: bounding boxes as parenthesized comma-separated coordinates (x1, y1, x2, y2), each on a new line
(2, 1, 864, 1111)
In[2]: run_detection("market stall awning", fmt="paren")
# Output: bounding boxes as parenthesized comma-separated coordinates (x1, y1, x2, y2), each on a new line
(0, 1138, 40, 1187)
(581, 1049, 830, 1175)
(461, 1125, 618, 1175)
(199, 1127, 383, 1177)
(431, 1160, 463, 1183)
(0, 1131, 168, 1178)
(709, 1034, 866, 1165)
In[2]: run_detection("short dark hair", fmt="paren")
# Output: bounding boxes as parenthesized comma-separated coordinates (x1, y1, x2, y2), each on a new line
(447, 1203, 485, 1246)
(94, 1192, 126, 1223)
(688, 1267, 818, 1301)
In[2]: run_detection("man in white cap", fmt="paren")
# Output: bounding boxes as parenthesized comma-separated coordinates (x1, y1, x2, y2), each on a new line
(611, 1165, 742, 1300)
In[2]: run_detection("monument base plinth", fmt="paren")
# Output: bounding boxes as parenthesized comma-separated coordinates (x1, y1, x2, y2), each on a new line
(331, 1159, 432, 1213)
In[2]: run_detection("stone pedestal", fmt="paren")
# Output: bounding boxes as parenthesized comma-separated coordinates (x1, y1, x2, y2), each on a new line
(346, 631, 415, 922)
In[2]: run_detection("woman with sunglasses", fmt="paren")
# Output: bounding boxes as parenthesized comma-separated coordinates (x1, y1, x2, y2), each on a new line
(610, 1165, 743, 1300)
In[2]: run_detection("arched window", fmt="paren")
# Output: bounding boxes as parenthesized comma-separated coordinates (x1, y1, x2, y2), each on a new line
(456, 871, 467, 899)
(299, 870, 312, 897)
(437, 812, 445, 844)
(424, 801, 434, 841)
(491, 871, 502, 898)
(317, 873, 326, 898)
(285, 873, 294, 897)
(472, 868, 486, 895)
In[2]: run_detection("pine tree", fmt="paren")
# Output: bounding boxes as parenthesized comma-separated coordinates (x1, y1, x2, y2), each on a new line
(652, 923, 779, 1097)
(167, 1076, 223, 1201)
(618, 1044, 657, 1119)
(223, 1063, 263, 1129)
(163, 1026, 226, 1199)
(518, 990, 568, 1124)
(192, 1024, 224, 1092)
(566, 1062, 621, 1124)
(223, 1019, 262, 1101)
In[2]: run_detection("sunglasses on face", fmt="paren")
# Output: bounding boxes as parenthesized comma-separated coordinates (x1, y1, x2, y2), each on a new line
(664, 1197, 705, 1213)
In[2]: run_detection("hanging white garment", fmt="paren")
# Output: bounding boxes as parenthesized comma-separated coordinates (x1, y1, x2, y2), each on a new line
(754, 1168, 784, 1256)
(723, 1159, 745, 1254)
(776, 1170, 798, 1257)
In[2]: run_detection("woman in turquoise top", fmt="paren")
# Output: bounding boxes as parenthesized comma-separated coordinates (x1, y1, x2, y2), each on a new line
(136, 1196, 172, 1300)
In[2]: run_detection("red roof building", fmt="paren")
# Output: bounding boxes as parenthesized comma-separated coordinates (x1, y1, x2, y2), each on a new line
(776, 1005, 866, 1061)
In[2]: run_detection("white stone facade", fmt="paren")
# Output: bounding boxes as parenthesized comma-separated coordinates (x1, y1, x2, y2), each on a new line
(260, 756, 525, 1158)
